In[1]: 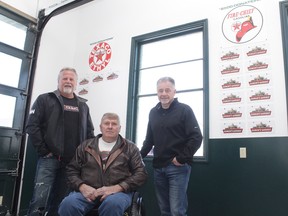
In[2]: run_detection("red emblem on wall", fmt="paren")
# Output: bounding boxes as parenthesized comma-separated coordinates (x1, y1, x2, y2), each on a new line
(89, 42, 112, 72)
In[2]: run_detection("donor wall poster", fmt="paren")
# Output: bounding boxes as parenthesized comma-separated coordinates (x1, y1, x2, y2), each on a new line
(210, 0, 288, 138)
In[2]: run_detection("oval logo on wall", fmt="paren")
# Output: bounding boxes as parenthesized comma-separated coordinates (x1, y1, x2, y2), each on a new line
(222, 5, 263, 44)
(89, 42, 112, 72)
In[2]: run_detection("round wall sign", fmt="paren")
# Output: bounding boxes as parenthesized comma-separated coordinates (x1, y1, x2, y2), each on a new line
(222, 5, 263, 44)
(89, 41, 112, 71)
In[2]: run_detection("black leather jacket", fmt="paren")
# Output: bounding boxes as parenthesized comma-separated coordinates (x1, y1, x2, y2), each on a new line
(67, 134, 148, 192)
(26, 90, 95, 157)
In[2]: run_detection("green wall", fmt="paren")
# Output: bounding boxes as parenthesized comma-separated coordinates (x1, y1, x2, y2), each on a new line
(20, 137, 288, 215)
(140, 137, 288, 216)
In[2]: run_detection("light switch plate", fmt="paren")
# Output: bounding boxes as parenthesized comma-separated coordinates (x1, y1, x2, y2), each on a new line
(240, 147, 246, 158)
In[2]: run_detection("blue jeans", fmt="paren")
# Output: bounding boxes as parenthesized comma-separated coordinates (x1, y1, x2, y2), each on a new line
(58, 191, 133, 216)
(154, 163, 191, 216)
(27, 155, 69, 216)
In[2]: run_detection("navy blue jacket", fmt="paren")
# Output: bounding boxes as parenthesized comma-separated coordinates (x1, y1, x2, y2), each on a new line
(140, 98, 203, 168)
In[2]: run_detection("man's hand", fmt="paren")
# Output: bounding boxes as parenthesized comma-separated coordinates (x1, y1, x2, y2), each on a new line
(172, 157, 183, 166)
(43, 152, 53, 158)
(79, 184, 97, 202)
(94, 185, 123, 201)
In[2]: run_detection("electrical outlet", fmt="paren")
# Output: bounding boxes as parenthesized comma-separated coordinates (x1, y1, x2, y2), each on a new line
(240, 147, 246, 158)
(0, 196, 3, 206)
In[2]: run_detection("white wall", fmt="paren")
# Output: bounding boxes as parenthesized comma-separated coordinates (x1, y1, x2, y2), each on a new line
(31, 0, 288, 136)
(32, 0, 213, 135)
(1, 0, 76, 19)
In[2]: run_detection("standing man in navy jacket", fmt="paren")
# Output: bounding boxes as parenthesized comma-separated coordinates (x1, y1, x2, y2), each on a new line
(140, 76, 203, 216)
(26, 67, 95, 216)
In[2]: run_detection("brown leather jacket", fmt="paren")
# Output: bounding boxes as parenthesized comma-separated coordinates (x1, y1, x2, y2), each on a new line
(66, 134, 148, 192)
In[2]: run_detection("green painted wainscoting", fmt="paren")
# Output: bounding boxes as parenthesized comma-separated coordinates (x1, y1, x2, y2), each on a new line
(140, 137, 288, 216)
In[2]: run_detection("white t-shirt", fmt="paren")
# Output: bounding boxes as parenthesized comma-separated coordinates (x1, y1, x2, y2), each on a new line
(98, 137, 116, 152)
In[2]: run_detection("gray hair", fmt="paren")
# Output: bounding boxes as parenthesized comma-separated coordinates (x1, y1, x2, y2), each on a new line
(157, 77, 175, 87)
(58, 67, 78, 82)
(101, 112, 120, 124)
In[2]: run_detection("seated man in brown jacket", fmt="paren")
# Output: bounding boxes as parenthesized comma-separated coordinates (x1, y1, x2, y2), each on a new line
(58, 112, 148, 216)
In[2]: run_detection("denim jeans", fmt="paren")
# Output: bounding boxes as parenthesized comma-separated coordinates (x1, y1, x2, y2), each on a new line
(27, 155, 69, 216)
(58, 191, 133, 216)
(154, 163, 191, 216)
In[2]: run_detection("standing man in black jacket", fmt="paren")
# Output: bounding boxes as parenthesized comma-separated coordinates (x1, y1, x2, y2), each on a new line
(140, 76, 203, 216)
(26, 67, 95, 216)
